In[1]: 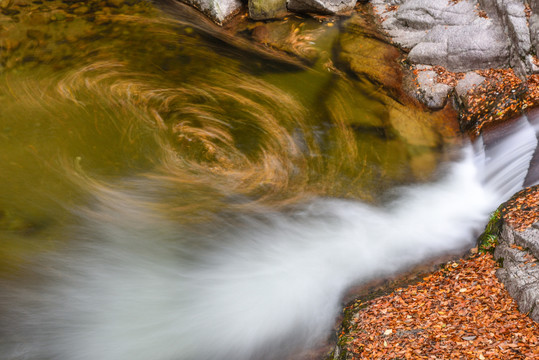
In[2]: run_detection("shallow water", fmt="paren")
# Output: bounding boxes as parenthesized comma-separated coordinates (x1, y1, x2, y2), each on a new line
(0, 1, 536, 359)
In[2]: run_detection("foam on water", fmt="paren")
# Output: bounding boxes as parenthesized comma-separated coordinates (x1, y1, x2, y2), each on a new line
(2, 112, 539, 360)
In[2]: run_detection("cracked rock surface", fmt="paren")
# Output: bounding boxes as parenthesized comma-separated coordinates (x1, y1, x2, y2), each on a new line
(372, 0, 538, 109)
(372, 0, 512, 72)
(495, 222, 539, 322)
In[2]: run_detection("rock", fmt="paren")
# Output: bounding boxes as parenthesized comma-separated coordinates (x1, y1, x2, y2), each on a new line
(414, 70, 452, 110)
(26, 29, 46, 41)
(494, 221, 539, 323)
(73, 5, 89, 15)
(530, 14, 539, 58)
(408, 23, 510, 72)
(0, 0, 12, 9)
(249, 21, 320, 63)
(286, 0, 356, 15)
(447, 24, 510, 71)
(486, 0, 534, 75)
(249, 0, 287, 20)
(513, 225, 539, 259)
(106, 0, 124, 7)
(525, 54, 539, 74)
(409, 150, 438, 180)
(27, 12, 50, 25)
(337, 12, 403, 92)
(388, 106, 439, 147)
(50, 10, 67, 21)
(395, 0, 477, 30)
(179, 0, 243, 25)
(455, 72, 485, 99)
(325, 79, 388, 129)
(372, 0, 515, 73)
(505, 2, 531, 57)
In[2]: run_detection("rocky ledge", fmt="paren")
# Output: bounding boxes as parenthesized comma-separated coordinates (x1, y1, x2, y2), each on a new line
(176, 0, 360, 24)
(495, 222, 539, 323)
(493, 185, 539, 324)
(371, 0, 538, 115)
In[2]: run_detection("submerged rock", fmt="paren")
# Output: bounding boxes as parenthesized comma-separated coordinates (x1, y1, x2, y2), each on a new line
(248, 0, 287, 20)
(336, 11, 403, 93)
(179, 0, 243, 25)
(287, 0, 357, 15)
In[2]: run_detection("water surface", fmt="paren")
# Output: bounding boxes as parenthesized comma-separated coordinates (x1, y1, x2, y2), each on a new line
(0, 1, 524, 359)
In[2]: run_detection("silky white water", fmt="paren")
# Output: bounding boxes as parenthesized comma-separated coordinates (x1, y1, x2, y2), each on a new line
(1, 112, 538, 360)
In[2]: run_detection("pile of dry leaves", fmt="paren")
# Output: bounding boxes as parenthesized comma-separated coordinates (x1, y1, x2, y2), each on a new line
(458, 70, 539, 135)
(338, 254, 539, 359)
(502, 185, 539, 232)
(412, 66, 539, 136)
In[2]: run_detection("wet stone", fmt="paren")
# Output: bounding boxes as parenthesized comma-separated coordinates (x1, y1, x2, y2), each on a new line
(26, 28, 46, 40)
(28, 11, 51, 24)
(50, 10, 66, 21)
(248, 0, 286, 20)
(73, 5, 89, 15)
(107, 0, 124, 7)
(0, 0, 12, 9)
(1, 8, 19, 15)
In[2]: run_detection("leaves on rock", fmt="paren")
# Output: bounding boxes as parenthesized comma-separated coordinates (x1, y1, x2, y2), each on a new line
(460, 70, 539, 136)
(339, 254, 539, 359)
(502, 185, 539, 232)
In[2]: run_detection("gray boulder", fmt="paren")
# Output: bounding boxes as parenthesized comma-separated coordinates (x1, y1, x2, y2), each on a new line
(408, 22, 510, 72)
(531, 14, 539, 58)
(179, 0, 243, 25)
(249, 0, 287, 20)
(286, 0, 357, 14)
(446, 24, 510, 71)
(455, 72, 485, 99)
(505, 1, 531, 57)
(372, 0, 531, 73)
(395, 0, 478, 30)
(494, 222, 539, 323)
(486, 0, 535, 75)
(414, 70, 452, 109)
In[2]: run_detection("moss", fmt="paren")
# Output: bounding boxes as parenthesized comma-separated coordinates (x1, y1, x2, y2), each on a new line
(478, 209, 502, 254)
(327, 299, 371, 360)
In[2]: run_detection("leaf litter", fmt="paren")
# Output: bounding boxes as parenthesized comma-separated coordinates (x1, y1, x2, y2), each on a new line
(338, 254, 539, 359)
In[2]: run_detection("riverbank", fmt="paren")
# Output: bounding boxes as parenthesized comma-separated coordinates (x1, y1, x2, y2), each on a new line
(325, 1, 539, 357)
(333, 252, 539, 359)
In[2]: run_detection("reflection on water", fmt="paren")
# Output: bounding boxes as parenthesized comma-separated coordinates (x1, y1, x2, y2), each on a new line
(0, 1, 496, 359)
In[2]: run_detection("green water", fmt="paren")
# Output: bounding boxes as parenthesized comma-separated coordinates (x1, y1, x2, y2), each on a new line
(0, 0, 459, 271)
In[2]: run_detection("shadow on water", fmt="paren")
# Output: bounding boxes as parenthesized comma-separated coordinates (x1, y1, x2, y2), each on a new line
(1, 1, 534, 359)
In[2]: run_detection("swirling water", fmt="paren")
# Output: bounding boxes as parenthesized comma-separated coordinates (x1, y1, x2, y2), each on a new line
(0, 1, 537, 359)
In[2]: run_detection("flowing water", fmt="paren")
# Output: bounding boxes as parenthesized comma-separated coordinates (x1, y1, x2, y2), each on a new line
(0, 1, 537, 359)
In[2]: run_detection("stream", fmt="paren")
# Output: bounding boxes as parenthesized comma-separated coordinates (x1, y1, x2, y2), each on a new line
(0, 1, 537, 359)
